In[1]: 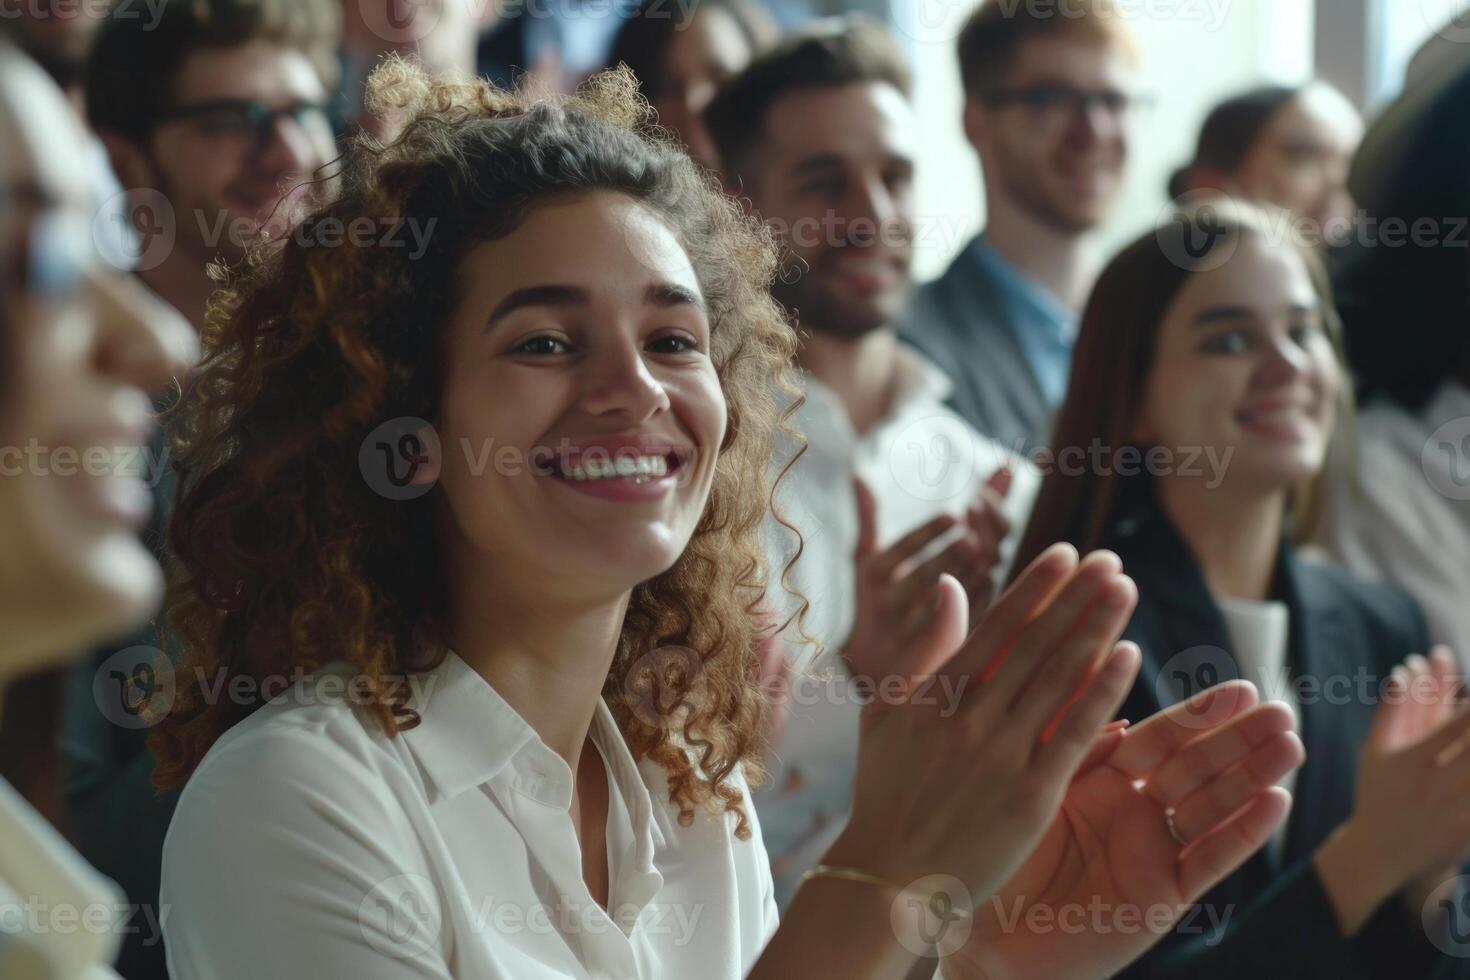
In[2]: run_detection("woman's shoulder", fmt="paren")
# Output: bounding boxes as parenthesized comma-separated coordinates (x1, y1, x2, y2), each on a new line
(164, 664, 426, 862)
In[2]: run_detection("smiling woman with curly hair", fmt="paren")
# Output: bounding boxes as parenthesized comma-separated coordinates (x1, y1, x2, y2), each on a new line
(150, 53, 1305, 980)
(153, 54, 799, 964)
(149, 59, 794, 829)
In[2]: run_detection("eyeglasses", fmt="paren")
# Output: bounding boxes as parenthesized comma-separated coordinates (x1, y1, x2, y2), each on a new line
(981, 85, 1151, 131)
(154, 98, 337, 149)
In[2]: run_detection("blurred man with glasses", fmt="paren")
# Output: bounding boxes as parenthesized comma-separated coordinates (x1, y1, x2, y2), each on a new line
(902, 0, 1142, 453)
(85, 0, 341, 329)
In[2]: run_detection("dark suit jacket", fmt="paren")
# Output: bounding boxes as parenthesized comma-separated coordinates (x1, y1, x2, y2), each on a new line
(900, 236, 1052, 453)
(1105, 490, 1469, 979)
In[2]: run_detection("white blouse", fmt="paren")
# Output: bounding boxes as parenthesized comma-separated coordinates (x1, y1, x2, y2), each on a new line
(1217, 597, 1298, 864)
(161, 652, 778, 978)
(0, 776, 124, 979)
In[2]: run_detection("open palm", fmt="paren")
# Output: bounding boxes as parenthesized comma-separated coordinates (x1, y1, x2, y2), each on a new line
(946, 681, 1302, 980)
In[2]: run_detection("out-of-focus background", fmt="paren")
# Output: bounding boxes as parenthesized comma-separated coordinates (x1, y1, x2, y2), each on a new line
(879, 0, 1463, 276)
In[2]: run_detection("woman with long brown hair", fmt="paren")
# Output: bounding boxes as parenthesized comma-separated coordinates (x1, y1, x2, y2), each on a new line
(151, 62, 1299, 979)
(1013, 200, 1470, 978)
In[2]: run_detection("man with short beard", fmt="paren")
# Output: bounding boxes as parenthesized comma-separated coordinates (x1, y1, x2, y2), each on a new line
(706, 16, 1039, 911)
(85, 0, 341, 329)
(902, 0, 1141, 453)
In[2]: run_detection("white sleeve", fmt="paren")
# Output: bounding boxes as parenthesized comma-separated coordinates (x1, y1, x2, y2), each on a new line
(161, 725, 458, 980)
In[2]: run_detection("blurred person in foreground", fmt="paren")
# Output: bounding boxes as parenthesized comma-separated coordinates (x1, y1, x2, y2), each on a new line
(0, 40, 197, 980)
(69, 4, 340, 975)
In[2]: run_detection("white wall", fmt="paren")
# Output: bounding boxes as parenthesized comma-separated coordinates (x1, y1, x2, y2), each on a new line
(902, 0, 1317, 280)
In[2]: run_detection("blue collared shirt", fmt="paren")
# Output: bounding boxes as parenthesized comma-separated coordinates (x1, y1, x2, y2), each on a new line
(970, 234, 1078, 408)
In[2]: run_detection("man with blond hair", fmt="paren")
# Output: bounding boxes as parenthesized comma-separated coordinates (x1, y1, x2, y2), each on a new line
(903, 0, 1142, 452)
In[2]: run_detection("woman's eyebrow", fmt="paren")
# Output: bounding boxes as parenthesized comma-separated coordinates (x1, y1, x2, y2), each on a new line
(485, 284, 588, 330)
(484, 281, 706, 331)
(646, 281, 705, 313)
(1190, 304, 1257, 327)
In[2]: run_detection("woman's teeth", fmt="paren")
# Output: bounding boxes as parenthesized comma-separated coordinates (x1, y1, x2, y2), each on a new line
(564, 455, 670, 482)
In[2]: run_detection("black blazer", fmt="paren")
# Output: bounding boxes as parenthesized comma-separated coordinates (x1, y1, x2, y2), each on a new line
(1104, 492, 1468, 979)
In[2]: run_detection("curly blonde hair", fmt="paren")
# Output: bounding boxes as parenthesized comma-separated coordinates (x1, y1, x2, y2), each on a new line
(150, 59, 805, 838)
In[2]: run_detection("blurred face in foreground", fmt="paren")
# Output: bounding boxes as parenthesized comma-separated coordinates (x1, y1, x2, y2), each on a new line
(0, 51, 197, 680)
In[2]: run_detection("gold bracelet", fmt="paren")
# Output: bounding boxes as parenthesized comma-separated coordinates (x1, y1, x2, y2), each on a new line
(800, 863, 899, 891)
